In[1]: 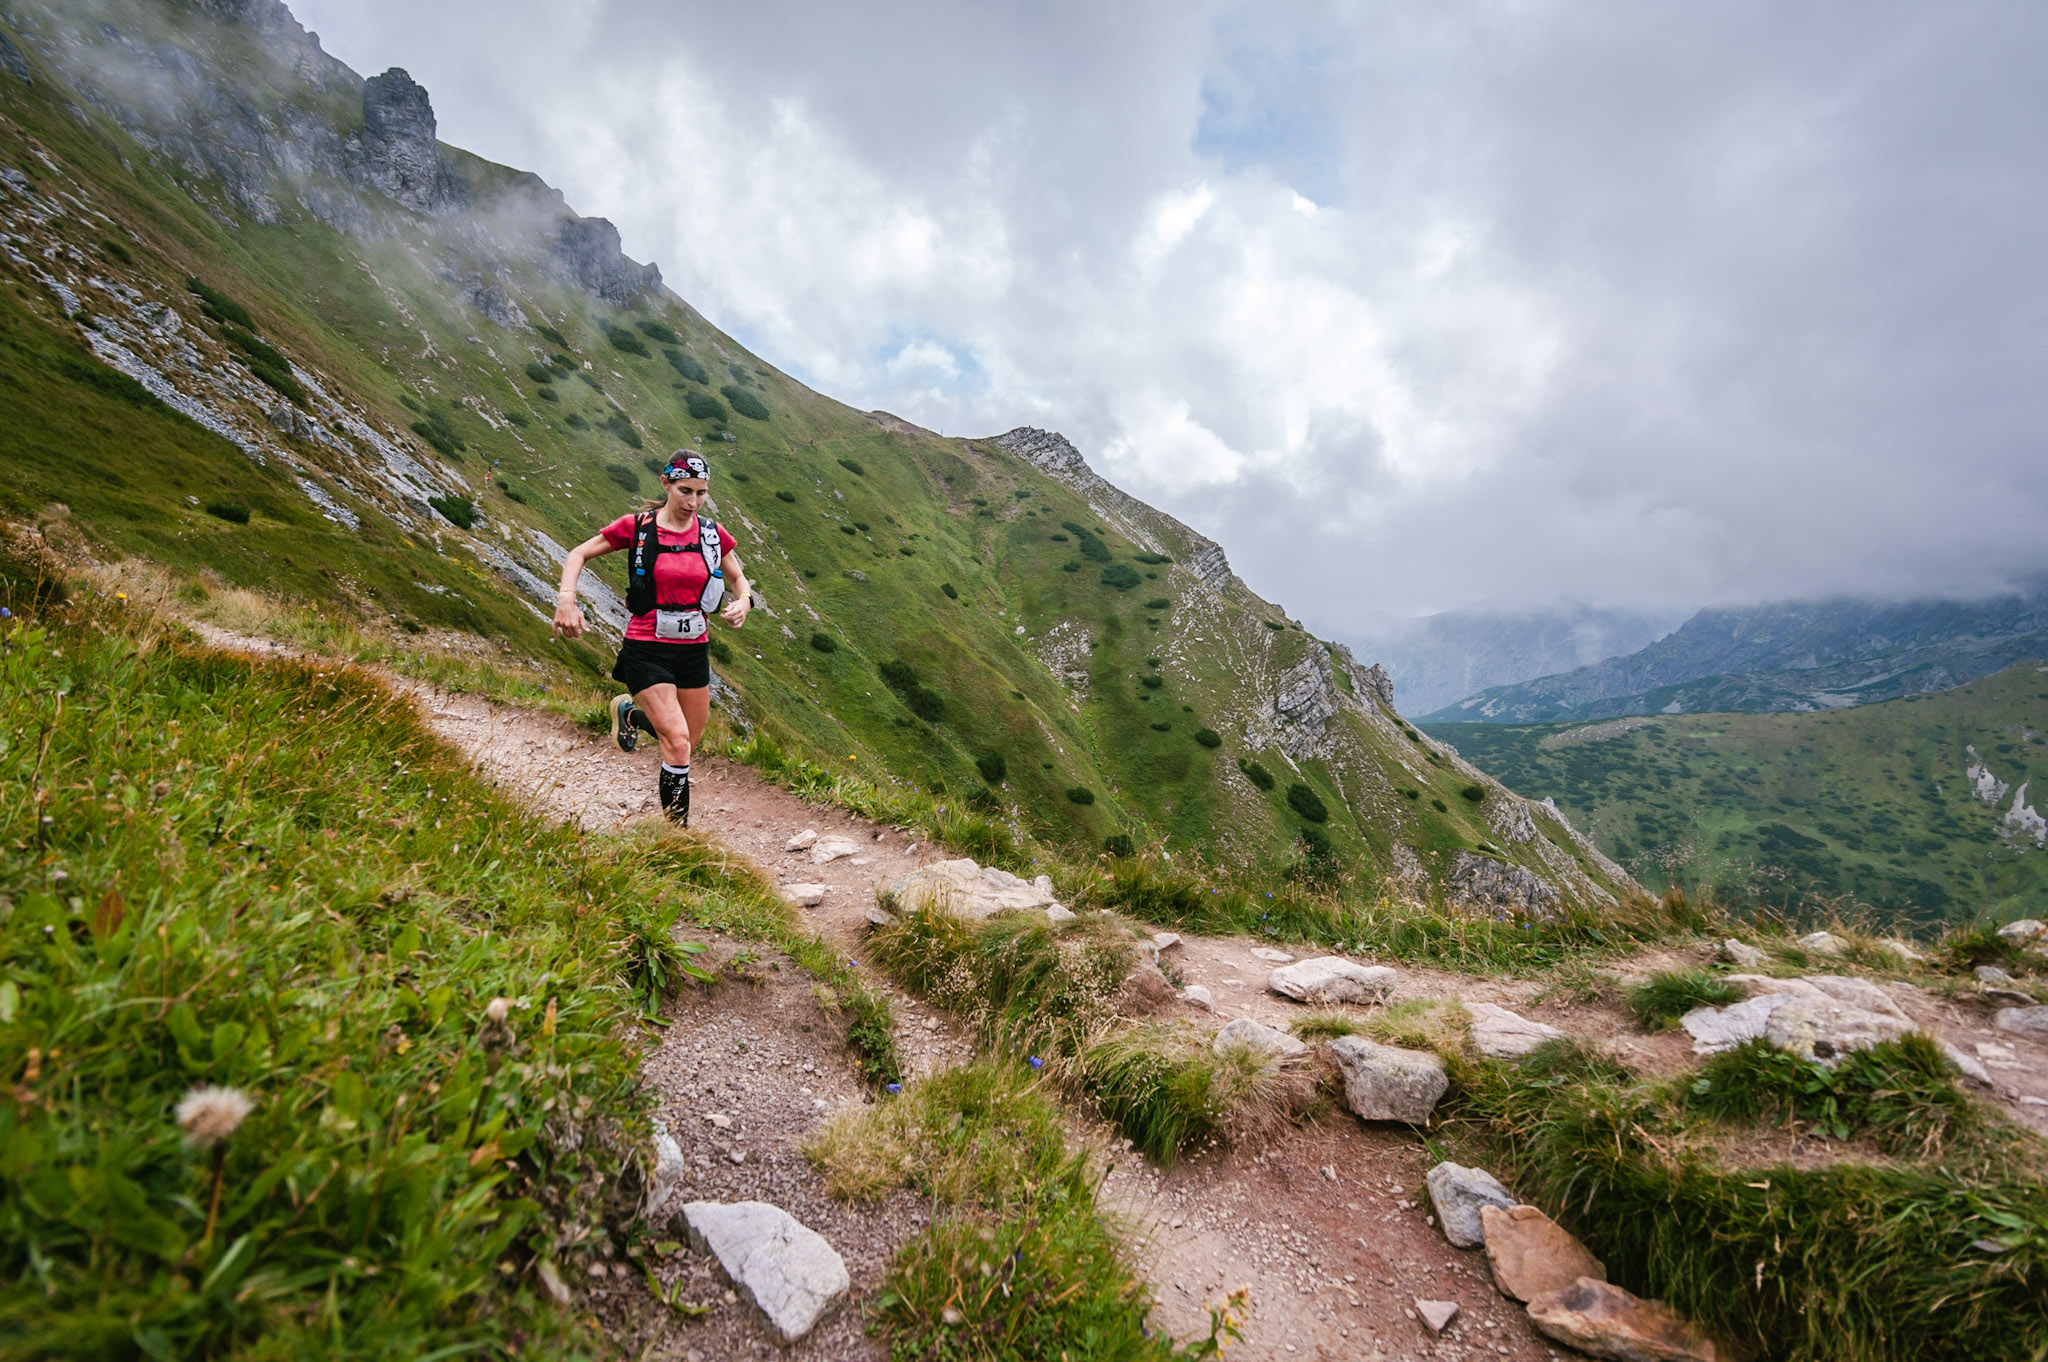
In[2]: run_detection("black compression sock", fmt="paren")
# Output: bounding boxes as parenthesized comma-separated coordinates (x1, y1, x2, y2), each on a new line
(659, 763, 691, 825)
(630, 707, 658, 737)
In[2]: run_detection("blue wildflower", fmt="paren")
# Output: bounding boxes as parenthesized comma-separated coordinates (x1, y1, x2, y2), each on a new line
(886, 1082, 902, 1094)
(1027, 1055, 1043, 1069)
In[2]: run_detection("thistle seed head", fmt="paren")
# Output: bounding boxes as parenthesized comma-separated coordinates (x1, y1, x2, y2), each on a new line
(175, 1085, 254, 1148)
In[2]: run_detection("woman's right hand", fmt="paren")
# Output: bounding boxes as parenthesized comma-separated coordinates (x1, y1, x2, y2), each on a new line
(553, 595, 585, 639)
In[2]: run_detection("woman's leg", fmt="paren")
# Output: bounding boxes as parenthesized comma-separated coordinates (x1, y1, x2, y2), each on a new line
(677, 685, 712, 750)
(633, 683, 692, 765)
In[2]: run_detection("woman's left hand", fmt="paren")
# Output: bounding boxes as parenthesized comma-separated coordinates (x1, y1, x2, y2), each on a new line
(720, 596, 750, 629)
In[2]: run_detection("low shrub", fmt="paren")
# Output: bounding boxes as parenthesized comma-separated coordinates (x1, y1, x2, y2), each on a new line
(1140, 674, 1164, 690)
(840, 524, 856, 535)
(1061, 522, 1112, 563)
(101, 237, 135, 265)
(1264, 620, 1285, 631)
(1431, 798, 1449, 813)
(721, 384, 770, 420)
(1239, 759, 1276, 791)
(940, 582, 958, 600)
(52, 352, 162, 410)
(410, 407, 466, 456)
(427, 495, 476, 529)
(577, 370, 603, 391)
(502, 410, 528, 428)
(837, 457, 866, 476)
(1100, 563, 1142, 590)
(1103, 833, 1136, 858)
(976, 751, 1007, 784)
(203, 500, 250, 524)
(809, 631, 837, 653)
(601, 322, 649, 356)
(523, 360, 555, 385)
(1068, 786, 1096, 805)
(604, 411, 643, 448)
(1286, 783, 1329, 823)
(637, 319, 681, 345)
(1460, 783, 1486, 803)
(1150, 722, 1171, 732)
(1625, 968, 1742, 1030)
(535, 385, 558, 402)
(1144, 597, 1171, 610)
(1134, 552, 1172, 565)
(663, 348, 708, 384)
(185, 276, 255, 329)
(775, 489, 796, 503)
(603, 462, 640, 493)
(563, 412, 588, 430)
(534, 323, 570, 349)
(1194, 728, 1222, 748)
(879, 659, 946, 722)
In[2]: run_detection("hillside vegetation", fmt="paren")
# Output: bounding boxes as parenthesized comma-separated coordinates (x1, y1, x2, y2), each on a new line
(1428, 661, 2048, 927)
(0, 0, 1629, 913)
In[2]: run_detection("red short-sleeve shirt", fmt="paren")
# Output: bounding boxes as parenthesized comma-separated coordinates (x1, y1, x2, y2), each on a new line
(600, 513, 739, 643)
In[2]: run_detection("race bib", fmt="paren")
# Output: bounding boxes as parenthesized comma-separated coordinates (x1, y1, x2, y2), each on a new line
(653, 608, 708, 641)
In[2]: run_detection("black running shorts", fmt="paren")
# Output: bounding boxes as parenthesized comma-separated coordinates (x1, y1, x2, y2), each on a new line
(611, 638, 711, 693)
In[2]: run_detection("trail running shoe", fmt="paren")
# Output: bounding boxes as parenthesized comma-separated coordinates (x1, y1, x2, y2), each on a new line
(609, 694, 638, 753)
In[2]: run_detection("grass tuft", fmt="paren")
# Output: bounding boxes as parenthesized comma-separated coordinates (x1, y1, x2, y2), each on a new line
(1626, 968, 1744, 1030)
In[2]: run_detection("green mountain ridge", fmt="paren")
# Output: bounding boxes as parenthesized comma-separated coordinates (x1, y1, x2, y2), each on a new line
(1425, 660, 2048, 928)
(0, 0, 1633, 911)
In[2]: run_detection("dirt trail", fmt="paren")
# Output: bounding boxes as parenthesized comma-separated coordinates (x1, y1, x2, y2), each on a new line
(193, 625, 2048, 1360)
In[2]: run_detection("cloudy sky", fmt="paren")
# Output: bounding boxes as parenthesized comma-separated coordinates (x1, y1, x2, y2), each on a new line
(293, 0, 2048, 638)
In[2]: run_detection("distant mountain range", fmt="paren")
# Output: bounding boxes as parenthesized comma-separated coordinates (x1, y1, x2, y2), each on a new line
(1417, 583, 2048, 725)
(1346, 605, 1682, 715)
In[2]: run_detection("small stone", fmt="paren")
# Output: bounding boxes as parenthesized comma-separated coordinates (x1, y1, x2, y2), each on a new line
(1181, 984, 1215, 1011)
(779, 883, 828, 907)
(1327, 1035, 1447, 1123)
(1994, 1006, 2048, 1040)
(1415, 1299, 1460, 1335)
(1426, 1161, 1517, 1248)
(864, 905, 896, 927)
(704, 1112, 732, 1129)
(785, 829, 818, 851)
(1268, 957, 1398, 1006)
(728, 1149, 746, 1164)
(1466, 1002, 1568, 1059)
(811, 836, 861, 864)
(1526, 1277, 1717, 1362)
(535, 1257, 572, 1305)
(1213, 1017, 1308, 1061)
(1046, 904, 1077, 923)
(644, 1117, 687, 1221)
(1250, 947, 1296, 962)
(1878, 938, 1926, 962)
(1976, 965, 2016, 986)
(1719, 938, 1767, 968)
(1481, 1204, 1605, 1303)
(1939, 1042, 1993, 1087)
(1154, 932, 1183, 951)
(1796, 930, 1849, 956)
(684, 1201, 851, 1343)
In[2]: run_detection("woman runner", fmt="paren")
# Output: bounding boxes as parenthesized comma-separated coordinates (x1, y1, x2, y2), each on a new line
(552, 450, 750, 825)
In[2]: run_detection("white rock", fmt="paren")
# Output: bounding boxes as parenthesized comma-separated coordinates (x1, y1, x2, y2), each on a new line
(1046, 905, 1077, 923)
(1414, 1298, 1460, 1335)
(1997, 919, 2047, 948)
(811, 836, 861, 864)
(1763, 995, 1915, 1064)
(1153, 932, 1183, 951)
(1940, 1042, 1994, 1087)
(1250, 947, 1296, 963)
(1181, 985, 1215, 1011)
(1878, 938, 1927, 962)
(779, 883, 828, 907)
(535, 1257, 572, 1305)
(1465, 1002, 1567, 1059)
(1327, 1035, 1447, 1124)
(1797, 930, 1850, 956)
(704, 1112, 732, 1129)
(785, 829, 818, 851)
(1268, 957, 1398, 1006)
(1799, 975, 1910, 1021)
(1976, 965, 2016, 986)
(1213, 1017, 1308, 1061)
(863, 905, 896, 928)
(683, 1201, 851, 1344)
(887, 858, 1061, 919)
(1720, 938, 1768, 968)
(1426, 1161, 1517, 1248)
(1681, 994, 1791, 1054)
(1994, 1006, 2048, 1040)
(643, 1117, 687, 1221)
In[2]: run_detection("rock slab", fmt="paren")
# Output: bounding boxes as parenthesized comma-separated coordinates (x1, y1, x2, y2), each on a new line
(1426, 1161, 1517, 1248)
(1466, 1002, 1567, 1059)
(887, 858, 1061, 919)
(1720, 938, 1767, 968)
(778, 883, 827, 907)
(1212, 1017, 1307, 1061)
(1526, 1276, 1717, 1361)
(1415, 1298, 1460, 1335)
(1267, 957, 1397, 1006)
(683, 1200, 850, 1344)
(811, 836, 861, 864)
(785, 829, 818, 851)
(1327, 1035, 1447, 1123)
(1482, 1204, 1606, 1303)
(1995, 1006, 2048, 1040)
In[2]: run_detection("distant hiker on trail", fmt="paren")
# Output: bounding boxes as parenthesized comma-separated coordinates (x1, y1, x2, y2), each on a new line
(552, 450, 751, 826)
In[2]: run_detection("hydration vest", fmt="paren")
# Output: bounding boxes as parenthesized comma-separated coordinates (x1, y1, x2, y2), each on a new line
(624, 512, 725, 617)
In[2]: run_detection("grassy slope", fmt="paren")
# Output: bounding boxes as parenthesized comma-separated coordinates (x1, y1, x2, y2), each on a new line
(1427, 661, 2048, 927)
(0, 0, 1629, 908)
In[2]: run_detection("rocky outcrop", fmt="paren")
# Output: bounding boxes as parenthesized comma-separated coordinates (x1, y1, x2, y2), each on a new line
(1449, 852, 1561, 917)
(1, 23, 32, 82)
(1270, 651, 1345, 757)
(1330, 642, 1396, 710)
(355, 68, 467, 215)
(547, 212, 663, 304)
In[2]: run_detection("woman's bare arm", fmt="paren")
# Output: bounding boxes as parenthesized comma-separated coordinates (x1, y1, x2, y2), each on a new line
(553, 533, 616, 639)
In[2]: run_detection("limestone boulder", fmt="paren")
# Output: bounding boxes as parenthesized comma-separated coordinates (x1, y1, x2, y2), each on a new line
(1994, 1006, 2048, 1040)
(1481, 1204, 1605, 1303)
(887, 858, 1062, 919)
(1526, 1277, 1717, 1362)
(1213, 1017, 1307, 1062)
(1267, 957, 1397, 1006)
(683, 1200, 850, 1344)
(1763, 995, 1915, 1063)
(1719, 938, 1767, 968)
(778, 883, 827, 908)
(1181, 984, 1215, 1011)
(785, 829, 818, 851)
(1681, 994, 1788, 1054)
(811, 835, 861, 864)
(1426, 1161, 1517, 1248)
(1466, 1002, 1567, 1059)
(1327, 1035, 1446, 1124)
(1997, 919, 2047, 952)
(1796, 930, 1849, 956)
